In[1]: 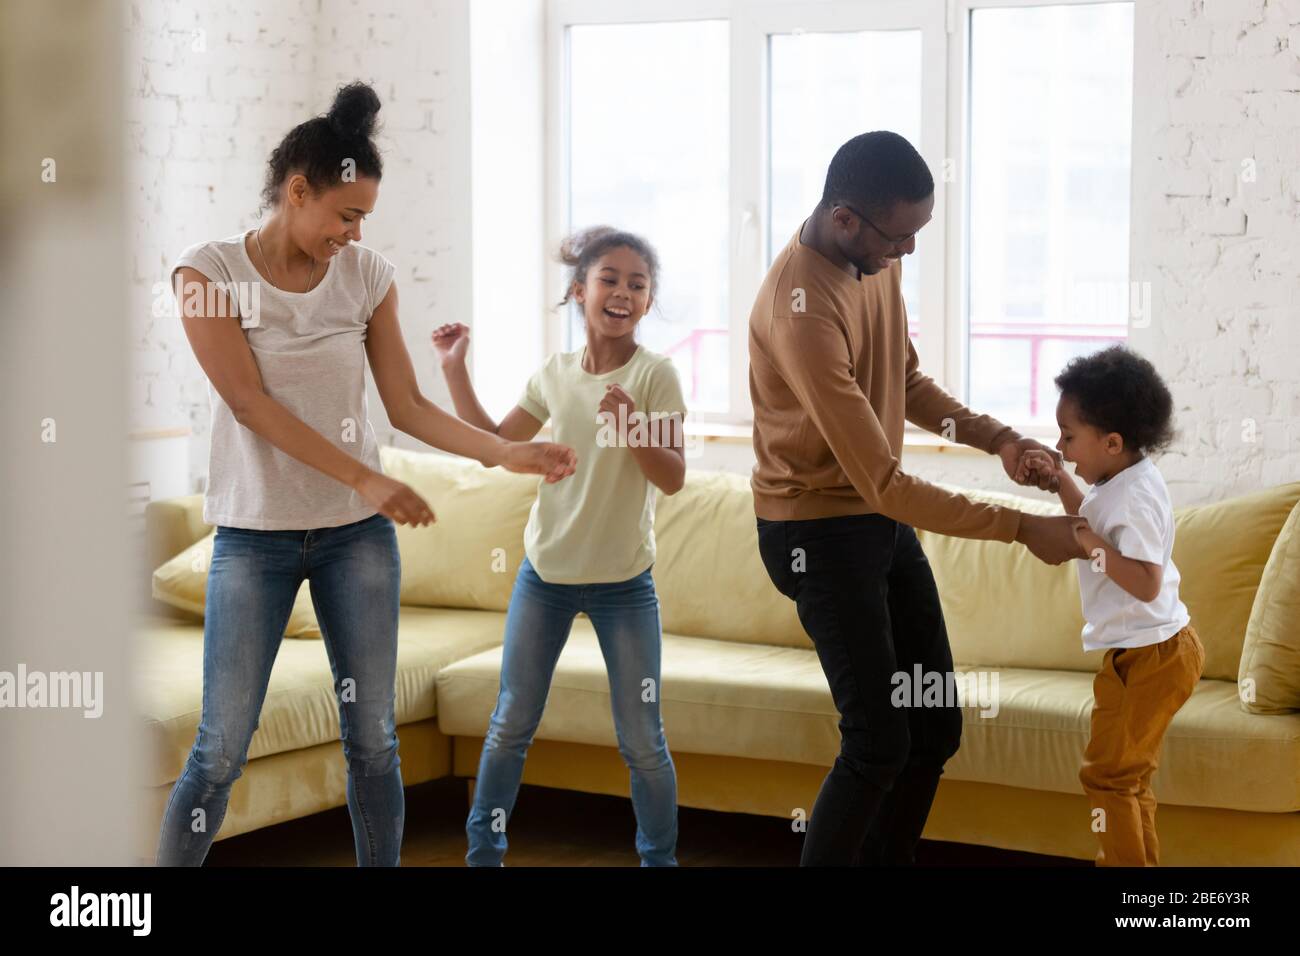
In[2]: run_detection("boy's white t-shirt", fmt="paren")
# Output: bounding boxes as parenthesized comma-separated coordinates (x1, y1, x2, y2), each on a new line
(1075, 456, 1190, 651)
(172, 231, 396, 530)
(517, 344, 687, 585)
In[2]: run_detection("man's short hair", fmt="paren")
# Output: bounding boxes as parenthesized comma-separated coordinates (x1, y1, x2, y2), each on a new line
(820, 131, 935, 218)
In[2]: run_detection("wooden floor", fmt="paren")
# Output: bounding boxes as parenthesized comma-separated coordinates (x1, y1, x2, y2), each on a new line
(203, 777, 1087, 867)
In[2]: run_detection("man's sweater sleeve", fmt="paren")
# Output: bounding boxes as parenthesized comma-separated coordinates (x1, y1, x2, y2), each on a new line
(770, 312, 1022, 542)
(903, 336, 1020, 453)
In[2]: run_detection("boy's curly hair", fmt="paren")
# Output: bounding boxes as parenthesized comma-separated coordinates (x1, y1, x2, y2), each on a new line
(1054, 345, 1176, 455)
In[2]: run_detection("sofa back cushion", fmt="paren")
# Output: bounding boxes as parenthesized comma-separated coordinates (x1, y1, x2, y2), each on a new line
(1172, 483, 1300, 680)
(151, 530, 324, 638)
(146, 448, 1297, 682)
(917, 481, 1300, 679)
(915, 486, 1096, 672)
(653, 470, 811, 648)
(379, 446, 536, 611)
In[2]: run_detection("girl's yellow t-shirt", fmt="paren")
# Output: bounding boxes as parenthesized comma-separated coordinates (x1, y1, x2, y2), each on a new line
(517, 344, 688, 584)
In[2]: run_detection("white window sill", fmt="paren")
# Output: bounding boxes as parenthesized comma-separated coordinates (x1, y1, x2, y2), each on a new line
(537, 421, 1058, 454)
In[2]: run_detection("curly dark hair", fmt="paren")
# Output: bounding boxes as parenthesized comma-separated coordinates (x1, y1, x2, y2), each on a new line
(555, 226, 660, 309)
(260, 81, 383, 211)
(1054, 345, 1176, 455)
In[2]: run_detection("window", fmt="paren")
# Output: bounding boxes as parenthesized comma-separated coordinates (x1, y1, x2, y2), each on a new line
(548, 0, 1134, 431)
(567, 20, 731, 413)
(768, 28, 924, 337)
(967, 1, 1134, 425)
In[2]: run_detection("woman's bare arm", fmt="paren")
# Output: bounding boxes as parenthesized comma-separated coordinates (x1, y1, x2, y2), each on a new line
(366, 285, 575, 482)
(440, 359, 545, 442)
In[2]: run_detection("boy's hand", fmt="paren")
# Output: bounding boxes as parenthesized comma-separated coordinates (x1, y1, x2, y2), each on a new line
(432, 322, 470, 367)
(1018, 448, 1060, 486)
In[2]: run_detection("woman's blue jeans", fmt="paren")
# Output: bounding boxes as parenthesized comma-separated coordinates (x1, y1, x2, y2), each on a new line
(155, 512, 404, 866)
(466, 557, 678, 866)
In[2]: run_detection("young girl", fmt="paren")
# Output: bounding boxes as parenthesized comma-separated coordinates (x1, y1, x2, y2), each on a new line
(1020, 345, 1205, 867)
(433, 226, 688, 867)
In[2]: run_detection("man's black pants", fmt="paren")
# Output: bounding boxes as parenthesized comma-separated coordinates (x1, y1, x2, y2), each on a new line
(757, 513, 963, 866)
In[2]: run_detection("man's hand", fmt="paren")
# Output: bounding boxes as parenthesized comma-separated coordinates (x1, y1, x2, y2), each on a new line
(1073, 520, 1107, 562)
(1018, 448, 1060, 486)
(1015, 513, 1090, 565)
(996, 437, 1062, 493)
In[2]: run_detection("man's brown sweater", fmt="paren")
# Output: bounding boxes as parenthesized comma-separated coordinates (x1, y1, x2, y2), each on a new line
(748, 222, 1023, 542)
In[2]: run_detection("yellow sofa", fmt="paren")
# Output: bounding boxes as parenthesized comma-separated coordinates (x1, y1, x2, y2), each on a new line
(135, 446, 1300, 864)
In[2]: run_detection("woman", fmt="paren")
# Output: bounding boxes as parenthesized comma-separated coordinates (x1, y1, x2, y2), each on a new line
(156, 81, 576, 866)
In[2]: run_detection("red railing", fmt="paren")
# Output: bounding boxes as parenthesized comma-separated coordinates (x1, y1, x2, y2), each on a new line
(664, 324, 1126, 419)
(663, 328, 727, 403)
(970, 324, 1127, 418)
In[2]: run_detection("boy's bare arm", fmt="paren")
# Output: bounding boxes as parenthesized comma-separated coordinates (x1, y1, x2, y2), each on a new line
(1076, 527, 1164, 602)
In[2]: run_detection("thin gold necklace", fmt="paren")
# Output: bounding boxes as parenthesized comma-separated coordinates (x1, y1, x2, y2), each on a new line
(255, 227, 315, 293)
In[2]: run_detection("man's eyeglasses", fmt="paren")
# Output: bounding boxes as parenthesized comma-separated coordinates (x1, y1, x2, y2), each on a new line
(837, 203, 917, 251)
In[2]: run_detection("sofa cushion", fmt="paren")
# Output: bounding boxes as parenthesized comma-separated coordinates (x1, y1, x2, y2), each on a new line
(653, 470, 810, 649)
(152, 531, 323, 638)
(917, 481, 1300, 681)
(435, 625, 1300, 813)
(379, 446, 537, 611)
(1240, 500, 1300, 714)
(917, 486, 1095, 673)
(1175, 482, 1300, 680)
(135, 606, 507, 787)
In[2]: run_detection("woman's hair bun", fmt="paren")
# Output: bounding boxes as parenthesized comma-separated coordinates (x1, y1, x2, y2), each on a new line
(327, 81, 382, 139)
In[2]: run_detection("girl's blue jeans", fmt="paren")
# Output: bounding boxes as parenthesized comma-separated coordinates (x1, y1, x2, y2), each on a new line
(155, 512, 404, 866)
(466, 556, 679, 866)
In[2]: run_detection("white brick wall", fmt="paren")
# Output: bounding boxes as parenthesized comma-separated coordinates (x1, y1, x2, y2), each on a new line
(1130, 0, 1300, 504)
(130, 0, 1299, 504)
(127, 0, 469, 492)
(127, 0, 316, 484)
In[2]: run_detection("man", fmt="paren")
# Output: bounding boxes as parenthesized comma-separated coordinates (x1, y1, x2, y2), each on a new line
(749, 131, 1087, 866)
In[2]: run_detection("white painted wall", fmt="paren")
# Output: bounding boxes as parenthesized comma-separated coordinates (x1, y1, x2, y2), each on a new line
(1129, 0, 1300, 504)
(127, 0, 475, 489)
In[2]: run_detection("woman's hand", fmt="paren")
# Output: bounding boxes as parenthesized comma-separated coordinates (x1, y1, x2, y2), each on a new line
(500, 441, 578, 484)
(354, 469, 436, 526)
(431, 322, 470, 368)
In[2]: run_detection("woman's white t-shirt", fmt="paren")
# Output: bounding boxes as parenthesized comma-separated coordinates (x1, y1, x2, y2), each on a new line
(1075, 456, 1191, 651)
(172, 231, 396, 530)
